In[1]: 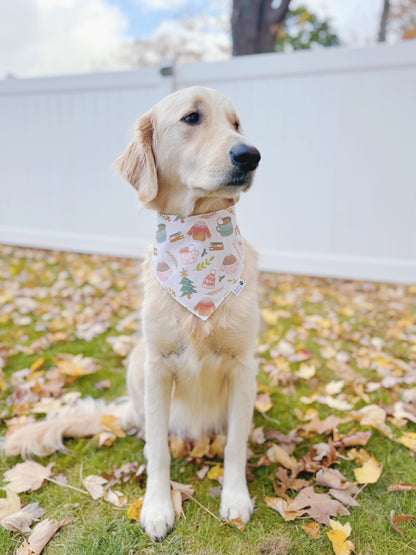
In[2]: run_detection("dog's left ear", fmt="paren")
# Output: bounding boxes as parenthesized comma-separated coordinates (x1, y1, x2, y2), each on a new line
(113, 112, 158, 204)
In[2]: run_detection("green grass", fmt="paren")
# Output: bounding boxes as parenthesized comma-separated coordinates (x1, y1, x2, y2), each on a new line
(1, 245, 416, 554)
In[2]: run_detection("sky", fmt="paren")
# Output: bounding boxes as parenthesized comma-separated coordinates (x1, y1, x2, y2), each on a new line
(0, 0, 395, 79)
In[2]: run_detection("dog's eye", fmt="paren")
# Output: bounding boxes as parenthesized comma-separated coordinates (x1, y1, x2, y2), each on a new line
(181, 112, 201, 125)
(234, 121, 240, 131)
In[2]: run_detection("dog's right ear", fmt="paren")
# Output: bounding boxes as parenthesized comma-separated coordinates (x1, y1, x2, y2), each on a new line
(113, 112, 158, 204)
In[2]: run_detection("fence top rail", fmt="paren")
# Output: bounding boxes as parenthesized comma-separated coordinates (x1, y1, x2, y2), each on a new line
(1, 41, 415, 96)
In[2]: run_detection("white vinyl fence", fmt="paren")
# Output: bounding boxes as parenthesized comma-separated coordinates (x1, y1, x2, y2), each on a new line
(1, 42, 415, 283)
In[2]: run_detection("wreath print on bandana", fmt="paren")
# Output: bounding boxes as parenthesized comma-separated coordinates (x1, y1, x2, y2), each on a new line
(152, 206, 245, 320)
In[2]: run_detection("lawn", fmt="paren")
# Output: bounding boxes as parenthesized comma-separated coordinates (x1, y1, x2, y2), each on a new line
(0, 243, 416, 554)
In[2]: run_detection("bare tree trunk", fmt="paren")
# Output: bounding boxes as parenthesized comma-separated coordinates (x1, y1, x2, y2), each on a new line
(378, 0, 390, 42)
(232, 0, 291, 56)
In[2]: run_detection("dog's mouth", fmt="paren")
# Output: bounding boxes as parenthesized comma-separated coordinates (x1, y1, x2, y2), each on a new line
(223, 169, 254, 191)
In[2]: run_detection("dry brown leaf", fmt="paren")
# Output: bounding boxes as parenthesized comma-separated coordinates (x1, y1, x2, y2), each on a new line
(99, 415, 125, 438)
(196, 465, 209, 480)
(267, 445, 297, 469)
(224, 517, 245, 531)
(388, 483, 416, 492)
(4, 461, 55, 493)
(390, 510, 416, 535)
(288, 486, 350, 525)
(82, 475, 107, 500)
(335, 431, 372, 448)
(353, 456, 383, 484)
(301, 415, 345, 435)
(302, 522, 320, 538)
(1, 503, 45, 532)
(265, 496, 302, 521)
(103, 489, 127, 507)
(16, 518, 72, 555)
(0, 490, 21, 520)
(249, 426, 266, 445)
(170, 481, 195, 520)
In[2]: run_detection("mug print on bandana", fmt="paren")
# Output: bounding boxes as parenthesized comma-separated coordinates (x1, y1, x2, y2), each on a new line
(152, 206, 246, 320)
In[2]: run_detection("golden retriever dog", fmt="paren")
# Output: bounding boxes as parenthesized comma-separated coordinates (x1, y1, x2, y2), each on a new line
(5, 87, 261, 540)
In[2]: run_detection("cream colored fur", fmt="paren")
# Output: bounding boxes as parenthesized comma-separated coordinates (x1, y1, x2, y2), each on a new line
(5, 87, 260, 540)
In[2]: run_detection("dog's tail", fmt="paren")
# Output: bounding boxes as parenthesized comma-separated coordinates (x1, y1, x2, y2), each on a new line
(3, 396, 140, 458)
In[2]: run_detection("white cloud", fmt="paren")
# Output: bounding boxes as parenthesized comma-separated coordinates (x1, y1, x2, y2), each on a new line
(133, 0, 189, 10)
(0, 0, 130, 78)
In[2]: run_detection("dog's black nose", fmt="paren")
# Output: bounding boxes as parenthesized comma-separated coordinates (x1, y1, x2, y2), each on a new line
(229, 144, 261, 172)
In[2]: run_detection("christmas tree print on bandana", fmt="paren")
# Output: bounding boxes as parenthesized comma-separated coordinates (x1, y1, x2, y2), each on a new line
(152, 205, 245, 320)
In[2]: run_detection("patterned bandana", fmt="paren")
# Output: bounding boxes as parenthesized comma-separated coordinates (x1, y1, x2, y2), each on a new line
(152, 205, 246, 320)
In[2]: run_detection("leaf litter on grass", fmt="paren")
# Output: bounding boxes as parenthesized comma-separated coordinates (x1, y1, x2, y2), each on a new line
(0, 244, 416, 553)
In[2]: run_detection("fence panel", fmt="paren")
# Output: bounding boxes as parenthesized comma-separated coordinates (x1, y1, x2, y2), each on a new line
(0, 42, 415, 283)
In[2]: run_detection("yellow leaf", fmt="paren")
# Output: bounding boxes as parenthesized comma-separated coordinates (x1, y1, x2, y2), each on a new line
(327, 529, 354, 555)
(255, 394, 273, 413)
(126, 499, 143, 522)
(99, 415, 125, 438)
(329, 519, 351, 537)
(30, 357, 45, 372)
(207, 465, 224, 480)
(210, 435, 226, 458)
(261, 308, 279, 326)
(169, 436, 187, 458)
(267, 445, 297, 469)
(353, 456, 383, 484)
(302, 522, 320, 538)
(397, 433, 416, 452)
(227, 517, 245, 531)
(190, 435, 210, 458)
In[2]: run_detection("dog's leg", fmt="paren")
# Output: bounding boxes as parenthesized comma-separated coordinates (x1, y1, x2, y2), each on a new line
(140, 355, 175, 540)
(220, 358, 256, 523)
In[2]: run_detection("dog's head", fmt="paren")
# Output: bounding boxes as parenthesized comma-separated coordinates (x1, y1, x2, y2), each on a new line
(114, 87, 260, 215)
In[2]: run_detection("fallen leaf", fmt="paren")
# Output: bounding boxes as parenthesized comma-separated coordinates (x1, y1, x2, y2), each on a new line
(390, 510, 416, 535)
(16, 517, 72, 555)
(302, 522, 320, 538)
(82, 475, 107, 500)
(103, 489, 127, 507)
(30, 357, 45, 372)
(225, 517, 245, 531)
(255, 394, 273, 413)
(99, 415, 125, 438)
(265, 496, 302, 521)
(169, 436, 187, 458)
(210, 435, 227, 458)
(53, 353, 97, 376)
(170, 481, 195, 520)
(4, 461, 55, 493)
(288, 486, 350, 525)
(1, 502, 45, 532)
(95, 379, 111, 390)
(0, 490, 21, 520)
(327, 529, 354, 555)
(353, 456, 383, 484)
(207, 465, 224, 480)
(388, 483, 416, 492)
(190, 435, 210, 458)
(126, 498, 144, 523)
(267, 445, 297, 469)
(196, 465, 209, 480)
(296, 363, 316, 379)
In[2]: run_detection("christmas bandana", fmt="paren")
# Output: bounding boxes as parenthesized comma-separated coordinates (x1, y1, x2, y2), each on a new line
(152, 205, 246, 320)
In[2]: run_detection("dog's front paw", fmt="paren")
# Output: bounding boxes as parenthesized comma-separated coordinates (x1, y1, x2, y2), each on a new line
(220, 488, 253, 523)
(140, 496, 175, 540)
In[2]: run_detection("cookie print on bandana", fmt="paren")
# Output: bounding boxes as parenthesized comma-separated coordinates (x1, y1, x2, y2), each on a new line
(152, 205, 245, 320)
